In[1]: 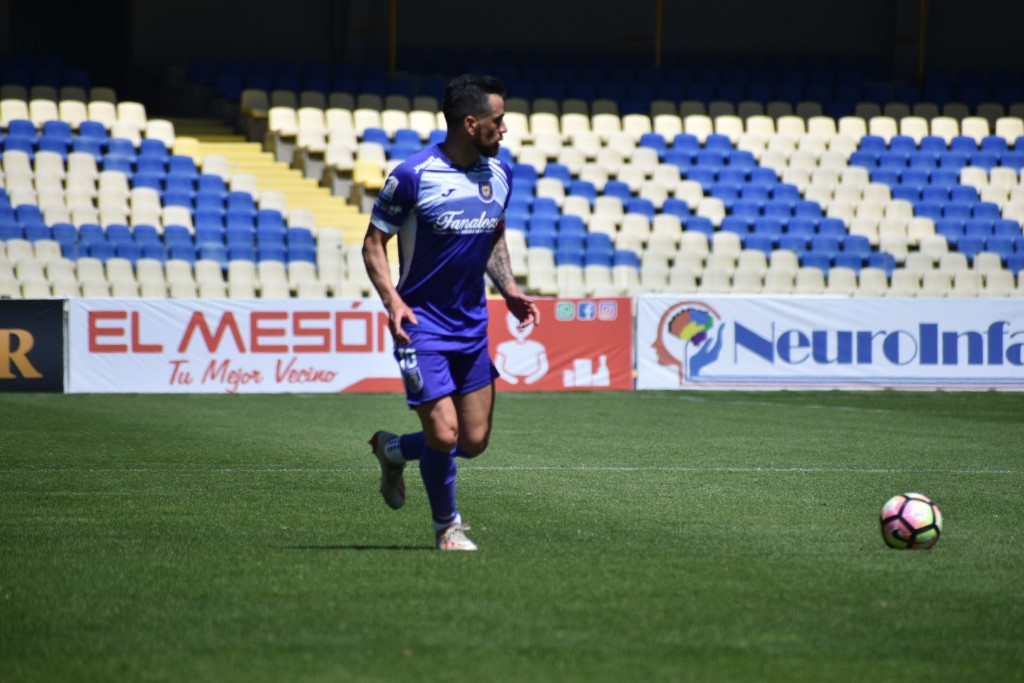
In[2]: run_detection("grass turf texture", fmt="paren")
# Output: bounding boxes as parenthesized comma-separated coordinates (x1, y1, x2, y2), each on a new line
(1, 391, 1022, 683)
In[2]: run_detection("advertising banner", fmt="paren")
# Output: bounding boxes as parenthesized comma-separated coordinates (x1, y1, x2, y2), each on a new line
(68, 298, 402, 394)
(0, 300, 65, 393)
(636, 296, 1024, 391)
(487, 297, 633, 391)
(67, 297, 633, 394)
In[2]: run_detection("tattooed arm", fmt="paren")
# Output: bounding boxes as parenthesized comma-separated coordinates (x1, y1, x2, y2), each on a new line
(487, 230, 539, 327)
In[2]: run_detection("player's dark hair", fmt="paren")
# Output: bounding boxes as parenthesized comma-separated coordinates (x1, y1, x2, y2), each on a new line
(441, 74, 506, 129)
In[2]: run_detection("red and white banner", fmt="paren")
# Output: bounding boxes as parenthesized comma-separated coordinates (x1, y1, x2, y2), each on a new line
(487, 297, 633, 391)
(636, 295, 1024, 391)
(68, 298, 403, 393)
(67, 297, 633, 394)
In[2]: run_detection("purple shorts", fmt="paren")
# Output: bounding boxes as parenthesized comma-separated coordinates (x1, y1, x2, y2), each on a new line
(394, 343, 499, 406)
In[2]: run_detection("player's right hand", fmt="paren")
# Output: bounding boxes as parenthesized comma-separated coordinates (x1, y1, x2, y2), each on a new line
(388, 300, 418, 345)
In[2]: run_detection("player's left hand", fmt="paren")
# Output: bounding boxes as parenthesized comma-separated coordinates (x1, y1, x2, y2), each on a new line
(506, 292, 539, 329)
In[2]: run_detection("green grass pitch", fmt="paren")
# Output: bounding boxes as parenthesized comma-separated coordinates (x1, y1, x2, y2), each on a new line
(1, 390, 1022, 682)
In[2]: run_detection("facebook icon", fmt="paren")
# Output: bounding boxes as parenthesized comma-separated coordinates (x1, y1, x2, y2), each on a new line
(578, 302, 596, 321)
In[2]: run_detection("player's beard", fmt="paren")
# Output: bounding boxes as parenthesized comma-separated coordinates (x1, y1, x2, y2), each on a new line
(476, 138, 501, 158)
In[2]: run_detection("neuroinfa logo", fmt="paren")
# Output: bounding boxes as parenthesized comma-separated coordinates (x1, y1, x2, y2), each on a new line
(652, 301, 725, 384)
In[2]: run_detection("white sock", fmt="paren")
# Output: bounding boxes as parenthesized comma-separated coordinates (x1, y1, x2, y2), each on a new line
(433, 512, 462, 533)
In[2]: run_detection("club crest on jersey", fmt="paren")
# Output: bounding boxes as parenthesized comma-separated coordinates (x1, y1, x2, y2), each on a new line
(478, 181, 493, 201)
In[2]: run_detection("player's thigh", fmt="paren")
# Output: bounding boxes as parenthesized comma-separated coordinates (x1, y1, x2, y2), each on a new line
(452, 382, 495, 456)
(414, 395, 460, 451)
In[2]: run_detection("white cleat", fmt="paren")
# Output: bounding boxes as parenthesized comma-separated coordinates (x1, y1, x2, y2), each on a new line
(369, 431, 405, 510)
(436, 523, 477, 551)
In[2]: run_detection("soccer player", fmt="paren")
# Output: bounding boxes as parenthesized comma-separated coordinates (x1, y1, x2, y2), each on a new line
(362, 74, 539, 551)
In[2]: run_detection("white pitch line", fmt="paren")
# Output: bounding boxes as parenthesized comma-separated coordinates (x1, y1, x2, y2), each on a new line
(509, 392, 896, 414)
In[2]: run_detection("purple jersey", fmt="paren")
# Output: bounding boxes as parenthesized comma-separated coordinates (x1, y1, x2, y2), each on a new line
(370, 145, 513, 351)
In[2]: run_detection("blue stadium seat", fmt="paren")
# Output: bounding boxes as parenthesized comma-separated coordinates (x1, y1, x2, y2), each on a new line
(934, 220, 963, 245)
(78, 223, 106, 246)
(794, 200, 823, 219)
(943, 201, 973, 222)
(833, 253, 863, 273)
(684, 217, 714, 239)
(544, 163, 573, 189)
(139, 138, 169, 161)
(527, 231, 556, 251)
(1008, 254, 1024, 276)
(568, 179, 597, 205)
(88, 241, 116, 262)
(51, 223, 77, 250)
(957, 236, 985, 262)
(889, 136, 916, 155)
(993, 219, 1021, 238)
(778, 234, 809, 256)
(661, 198, 691, 220)
(116, 241, 143, 264)
(920, 186, 949, 203)
(198, 174, 228, 198)
(842, 235, 872, 259)
(753, 217, 785, 241)
(531, 197, 560, 219)
(950, 136, 977, 154)
(728, 150, 757, 172)
(964, 219, 994, 239)
(985, 236, 1014, 262)
(973, 202, 1001, 221)
(732, 200, 761, 221)
(133, 224, 161, 245)
(23, 224, 50, 242)
(867, 252, 896, 277)
(602, 181, 632, 205)
(809, 235, 842, 259)
(105, 223, 132, 244)
(801, 252, 832, 272)
(663, 149, 694, 173)
(786, 218, 817, 238)
(938, 152, 969, 170)
(287, 227, 315, 248)
(720, 217, 750, 237)
(102, 156, 134, 176)
(914, 201, 944, 222)
(163, 225, 193, 247)
(817, 218, 847, 237)
(893, 186, 921, 203)
(196, 224, 227, 247)
(744, 233, 775, 255)
(686, 167, 716, 192)
(639, 133, 667, 159)
(717, 167, 748, 186)
(15, 205, 44, 228)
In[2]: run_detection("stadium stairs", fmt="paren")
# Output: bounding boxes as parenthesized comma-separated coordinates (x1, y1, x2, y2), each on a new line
(169, 117, 372, 249)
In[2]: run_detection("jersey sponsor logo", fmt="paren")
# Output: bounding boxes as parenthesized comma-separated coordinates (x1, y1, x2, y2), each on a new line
(434, 210, 501, 234)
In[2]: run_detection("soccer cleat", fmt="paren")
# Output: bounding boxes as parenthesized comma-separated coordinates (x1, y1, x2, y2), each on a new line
(369, 431, 405, 510)
(436, 523, 477, 551)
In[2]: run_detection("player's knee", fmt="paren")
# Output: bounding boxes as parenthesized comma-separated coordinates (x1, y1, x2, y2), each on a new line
(426, 424, 459, 452)
(458, 433, 490, 458)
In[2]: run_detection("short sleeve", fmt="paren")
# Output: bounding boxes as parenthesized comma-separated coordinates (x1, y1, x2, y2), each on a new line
(370, 164, 418, 234)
